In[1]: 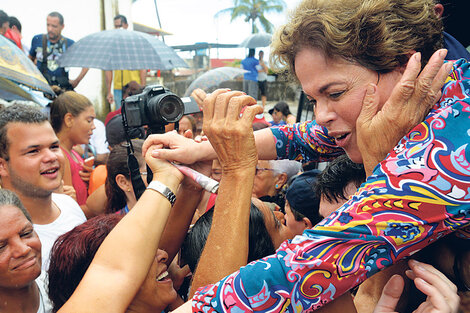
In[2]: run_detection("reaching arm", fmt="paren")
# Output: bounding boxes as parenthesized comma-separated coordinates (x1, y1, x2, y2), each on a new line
(105, 71, 114, 104)
(188, 90, 261, 297)
(139, 69, 146, 86)
(70, 68, 89, 89)
(58, 146, 183, 313)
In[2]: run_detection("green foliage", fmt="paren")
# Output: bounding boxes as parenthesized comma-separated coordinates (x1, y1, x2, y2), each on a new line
(215, 0, 286, 34)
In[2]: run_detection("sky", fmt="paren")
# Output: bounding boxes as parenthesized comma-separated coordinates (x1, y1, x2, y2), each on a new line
(131, 0, 301, 59)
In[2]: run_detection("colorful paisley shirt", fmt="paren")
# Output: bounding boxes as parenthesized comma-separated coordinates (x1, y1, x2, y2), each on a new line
(192, 59, 470, 312)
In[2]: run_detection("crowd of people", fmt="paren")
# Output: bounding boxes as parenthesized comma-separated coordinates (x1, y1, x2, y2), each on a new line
(0, 0, 469, 313)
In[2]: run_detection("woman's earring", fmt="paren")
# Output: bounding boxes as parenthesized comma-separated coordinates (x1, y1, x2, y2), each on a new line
(127, 188, 131, 192)
(275, 184, 279, 189)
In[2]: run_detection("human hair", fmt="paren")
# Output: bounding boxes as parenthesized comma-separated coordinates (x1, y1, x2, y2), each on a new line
(269, 159, 302, 178)
(274, 101, 292, 117)
(180, 115, 197, 134)
(0, 189, 32, 222)
(0, 104, 48, 160)
(270, 0, 443, 80)
(48, 11, 64, 25)
(181, 202, 275, 273)
(105, 139, 144, 213)
(114, 14, 127, 25)
(49, 90, 93, 133)
(8, 16, 21, 32)
(0, 10, 8, 26)
(248, 48, 255, 58)
(315, 154, 366, 203)
(47, 214, 122, 313)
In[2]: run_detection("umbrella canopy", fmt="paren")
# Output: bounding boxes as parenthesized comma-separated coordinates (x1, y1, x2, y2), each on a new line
(57, 29, 188, 70)
(184, 67, 248, 97)
(0, 77, 35, 102)
(0, 36, 54, 96)
(239, 33, 272, 48)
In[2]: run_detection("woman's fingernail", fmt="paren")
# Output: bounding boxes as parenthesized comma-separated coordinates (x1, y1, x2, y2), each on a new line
(439, 49, 448, 58)
(366, 84, 376, 95)
(414, 52, 421, 62)
(152, 150, 159, 157)
(446, 61, 454, 73)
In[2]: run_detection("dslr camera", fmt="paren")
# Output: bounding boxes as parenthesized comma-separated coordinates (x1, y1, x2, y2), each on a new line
(122, 85, 200, 134)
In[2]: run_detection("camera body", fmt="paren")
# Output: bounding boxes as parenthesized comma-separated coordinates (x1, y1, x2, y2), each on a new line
(123, 85, 200, 133)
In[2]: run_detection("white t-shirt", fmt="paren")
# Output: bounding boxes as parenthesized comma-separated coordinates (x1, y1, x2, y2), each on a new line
(34, 193, 86, 313)
(34, 193, 86, 270)
(90, 119, 109, 155)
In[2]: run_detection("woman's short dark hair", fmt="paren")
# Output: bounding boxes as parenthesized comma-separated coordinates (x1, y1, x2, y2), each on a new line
(181, 202, 276, 273)
(270, 0, 443, 79)
(48, 214, 122, 313)
(105, 139, 144, 213)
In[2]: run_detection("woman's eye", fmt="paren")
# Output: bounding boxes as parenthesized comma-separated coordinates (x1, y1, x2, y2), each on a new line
(329, 91, 344, 99)
(21, 230, 33, 238)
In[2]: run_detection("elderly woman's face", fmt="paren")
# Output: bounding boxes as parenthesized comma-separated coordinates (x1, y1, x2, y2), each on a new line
(295, 48, 402, 163)
(0, 205, 41, 289)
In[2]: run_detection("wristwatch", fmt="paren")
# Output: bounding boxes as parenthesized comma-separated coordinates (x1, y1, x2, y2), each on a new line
(147, 181, 176, 206)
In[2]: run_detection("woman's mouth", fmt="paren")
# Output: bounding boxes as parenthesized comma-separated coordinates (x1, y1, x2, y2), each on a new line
(156, 270, 171, 282)
(12, 256, 38, 271)
(333, 133, 350, 147)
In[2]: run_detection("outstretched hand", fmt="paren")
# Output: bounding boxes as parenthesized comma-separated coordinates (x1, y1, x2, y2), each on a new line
(357, 49, 453, 176)
(202, 89, 263, 173)
(373, 260, 459, 313)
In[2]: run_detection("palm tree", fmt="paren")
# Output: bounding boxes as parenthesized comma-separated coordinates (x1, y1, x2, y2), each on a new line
(216, 0, 286, 34)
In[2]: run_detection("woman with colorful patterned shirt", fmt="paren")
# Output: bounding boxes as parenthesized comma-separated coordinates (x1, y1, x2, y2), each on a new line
(143, 0, 469, 311)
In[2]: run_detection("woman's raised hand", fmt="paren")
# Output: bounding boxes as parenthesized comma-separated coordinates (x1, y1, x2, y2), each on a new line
(144, 144, 183, 184)
(357, 49, 453, 176)
(201, 89, 263, 173)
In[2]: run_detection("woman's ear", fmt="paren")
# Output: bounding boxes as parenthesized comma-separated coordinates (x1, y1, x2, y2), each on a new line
(64, 112, 74, 128)
(115, 174, 131, 192)
(274, 173, 287, 190)
(434, 3, 444, 19)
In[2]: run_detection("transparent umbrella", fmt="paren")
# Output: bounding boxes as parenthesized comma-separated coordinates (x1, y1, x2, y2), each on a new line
(239, 33, 272, 48)
(184, 67, 248, 97)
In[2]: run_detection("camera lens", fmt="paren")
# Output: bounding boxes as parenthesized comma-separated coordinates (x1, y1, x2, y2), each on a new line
(148, 93, 184, 123)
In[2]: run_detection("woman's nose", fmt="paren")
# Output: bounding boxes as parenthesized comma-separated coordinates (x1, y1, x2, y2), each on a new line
(156, 249, 168, 263)
(11, 237, 31, 258)
(314, 102, 336, 127)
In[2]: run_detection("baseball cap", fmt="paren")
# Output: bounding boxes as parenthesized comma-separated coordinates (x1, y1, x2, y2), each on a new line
(285, 170, 322, 225)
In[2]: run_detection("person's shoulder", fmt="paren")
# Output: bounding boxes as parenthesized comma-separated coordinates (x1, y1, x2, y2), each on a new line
(52, 193, 86, 220)
(30, 34, 43, 46)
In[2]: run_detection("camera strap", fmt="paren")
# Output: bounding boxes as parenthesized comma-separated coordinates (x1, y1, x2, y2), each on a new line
(121, 101, 148, 200)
